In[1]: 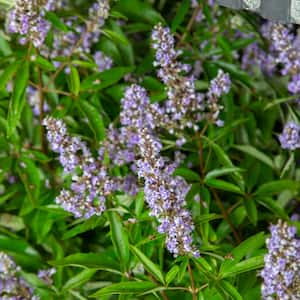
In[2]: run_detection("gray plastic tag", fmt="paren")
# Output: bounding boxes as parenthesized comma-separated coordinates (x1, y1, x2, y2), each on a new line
(217, 0, 300, 24)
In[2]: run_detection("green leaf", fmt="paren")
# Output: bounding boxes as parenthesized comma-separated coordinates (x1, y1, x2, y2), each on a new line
(171, 0, 190, 31)
(280, 153, 294, 178)
(221, 256, 264, 278)
(255, 180, 299, 196)
(211, 61, 254, 88)
(7, 59, 29, 137)
(81, 66, 133, 91)
(243, 198, 258, 225)
(68, 66, 80, 96)
(0, 33, 12, 56)
(173, 168, 201, 181)
(0, 187, 19, 205)
(17, 157, 41, 208)
(219, 232, 265, 275)
(110, 20, 135, 66)
(62, 215, 105, 240)
(177, 257, 188, 282)
(205, 168, 243, 180)
(62, 269, 96, 291)
(45, 11, 69, 31)
(205, 178, 244, 195)
(0, 60, 20, 90)
(130, 245, 165, 284)
(49, 252, 119, 270)
(219, 281, 243, 300)
(102, 29, 129, 46)
(91, 281, 157, 297)
(264, 94, 300, 111)
(210, 141, 245, 188)
(114, 0, 164, 25)
(166, 265, 179, 285)
(33, 56, 55, 71)
(233, 145, 275, 169)
(0, 235, 42, 270)
(107, 211, 130, 271)
(31, 210, 54, 244)
(0, 213, 25, 231)
(20, 271, 49, 289)
(256, 197, 288, 219)
(195, 213, 222, 225)
(77, 100, 105, 141)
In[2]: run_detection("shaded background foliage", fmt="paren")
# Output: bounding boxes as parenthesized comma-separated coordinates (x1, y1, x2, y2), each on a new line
(0, 0, 299, 299)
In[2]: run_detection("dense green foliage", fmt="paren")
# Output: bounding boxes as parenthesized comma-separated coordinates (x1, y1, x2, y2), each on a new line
(0, 0, 299, 299)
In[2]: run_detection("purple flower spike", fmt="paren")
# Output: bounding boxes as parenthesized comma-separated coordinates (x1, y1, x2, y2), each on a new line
(279, 122, 300, 150)
(261, 220, 300, 299)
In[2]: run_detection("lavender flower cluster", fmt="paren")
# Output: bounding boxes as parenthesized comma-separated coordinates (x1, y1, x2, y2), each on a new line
(43, 24, 232, 256)
(207, 69, 231, 126)
(152, 23, 231, 136)
(241, 22, 300, 96)
(264, 23, 300, 96)
(27, 86, 50, 117)
(7, 0, 59, 48)
(0, 252, 39, 299)
(152, 24, 204, 134)
(40, 0, 112, 72)
(239, 23, 300, 151)
(43, 116, 115, 219)
(261, 220, 300, 299)
(119, 84, 199, 257)
(137, 129, 199, 257)
(279, 122, 300, 151)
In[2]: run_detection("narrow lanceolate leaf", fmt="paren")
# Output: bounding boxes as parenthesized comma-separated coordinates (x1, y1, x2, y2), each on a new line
(45, 11, 69, 31)
(77, 100, 105, 141)
(0, 213, 24, 231)
(166, 265, 179, 285)
(233, 145, 275, 169)
(7, 59, 29, 137)
(205, 167, 243, 180)
(80, 66, 133, 91)
(17, 157, 41, 208)
(205, 178, 244, 195)
(130, 245, 165, 284)
(68, 66, 80, 96)
(219, 232, 265, 275)
(33, 56, 55, 71)
(107, 211, 130, 271)
(221, 255, 265, 278)
(254, 179, 299, 196)
(210, 142, 245, 188)
(49, 252, 119, 270)
(0, 60, 20, 90)
(173, 167, 201, 181)
(219, 280, 243, 300)
(0, 235, 42, 269)
(171, 0, 190, 31)
(91, 281, 157, 297)
(256, 197, 288, 220)
(62, 269, 96, 291)
(102, 29, 129, 45)
(243, 198, 258, 225)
